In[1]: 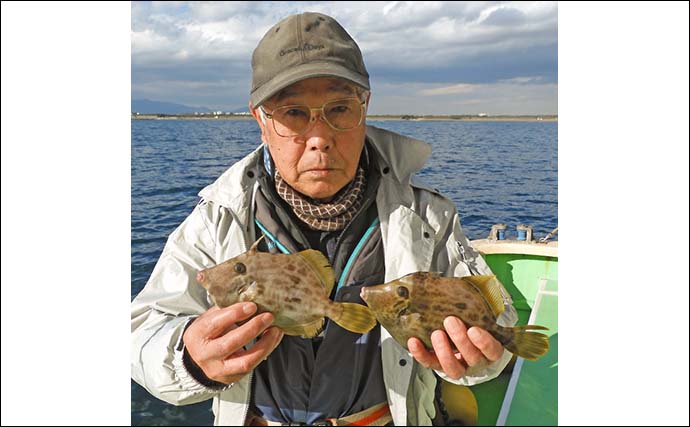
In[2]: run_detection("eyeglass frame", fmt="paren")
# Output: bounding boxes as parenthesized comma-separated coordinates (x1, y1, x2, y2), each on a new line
(258, 97, 367, 137)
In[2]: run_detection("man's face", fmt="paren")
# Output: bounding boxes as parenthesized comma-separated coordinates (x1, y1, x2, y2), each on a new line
(251, 77, 368, 200)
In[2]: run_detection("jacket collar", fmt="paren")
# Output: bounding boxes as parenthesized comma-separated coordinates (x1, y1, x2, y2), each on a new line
(198, 124, 431, 212)
(364, 125, 431, 183)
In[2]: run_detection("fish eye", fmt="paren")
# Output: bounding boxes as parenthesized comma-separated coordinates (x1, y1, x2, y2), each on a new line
(234, 263, 246, 274)
(396, 286, 409, 298)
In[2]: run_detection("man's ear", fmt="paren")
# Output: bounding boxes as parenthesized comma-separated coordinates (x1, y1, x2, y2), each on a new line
(249, 102, 268, 144)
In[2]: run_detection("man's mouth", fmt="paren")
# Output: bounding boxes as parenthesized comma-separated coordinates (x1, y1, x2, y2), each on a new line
(305, 168, 335, 177)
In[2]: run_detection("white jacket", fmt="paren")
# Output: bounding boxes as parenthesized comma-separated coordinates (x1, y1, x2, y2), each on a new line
(131, 125, 515, 426)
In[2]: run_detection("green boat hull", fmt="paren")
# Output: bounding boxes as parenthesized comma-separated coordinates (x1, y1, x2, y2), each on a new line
(457, 241, 558, 426)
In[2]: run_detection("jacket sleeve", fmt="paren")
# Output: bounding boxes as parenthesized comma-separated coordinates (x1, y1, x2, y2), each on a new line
(433, 210, 518, 386)
(131, 200, 240, 405)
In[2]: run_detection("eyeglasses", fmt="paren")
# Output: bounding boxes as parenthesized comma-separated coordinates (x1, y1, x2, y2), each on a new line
(260, 97, 366, 138)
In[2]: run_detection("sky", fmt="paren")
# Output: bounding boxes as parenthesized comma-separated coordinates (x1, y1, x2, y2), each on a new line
(131, 1, 558, 115)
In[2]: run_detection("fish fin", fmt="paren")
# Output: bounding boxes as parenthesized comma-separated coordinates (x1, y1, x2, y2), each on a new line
(238, 281, 259, 301)
(464, 275, 505, 317)
(297, 249, 335, 294)
(516, 324, 549, 331)
(249, 235, 265, 252)
(399, 313, 431, 348)
(331, 302, 377, 334)
(504, 325, 550, 360)
(400, 312, 423, 329)
(281, 318, 325, 338)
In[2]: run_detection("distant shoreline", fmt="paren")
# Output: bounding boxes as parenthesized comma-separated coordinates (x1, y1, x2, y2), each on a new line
(131, 114, 557, 122)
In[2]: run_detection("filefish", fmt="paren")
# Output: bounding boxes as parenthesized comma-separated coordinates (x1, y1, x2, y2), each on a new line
(360, 272, 549, 360)
(196, 237, 376, 338)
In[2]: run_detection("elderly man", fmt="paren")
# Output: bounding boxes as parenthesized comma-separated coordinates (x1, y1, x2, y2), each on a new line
(131, 11, 516, 426)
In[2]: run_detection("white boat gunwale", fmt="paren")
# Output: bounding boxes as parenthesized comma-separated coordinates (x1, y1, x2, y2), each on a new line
(470, 239, 558, 258)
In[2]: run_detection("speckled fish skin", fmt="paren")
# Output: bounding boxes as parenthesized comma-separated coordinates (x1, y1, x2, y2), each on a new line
(196, 239, 376, 338)
(360, 272, 549, 360)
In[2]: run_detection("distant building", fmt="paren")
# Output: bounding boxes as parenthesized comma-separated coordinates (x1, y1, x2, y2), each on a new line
(478, 113, 488, 117)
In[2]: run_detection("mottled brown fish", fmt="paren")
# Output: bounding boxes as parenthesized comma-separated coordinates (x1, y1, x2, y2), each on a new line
(196, 238, 376, 338)
(360, 272, 549, 360)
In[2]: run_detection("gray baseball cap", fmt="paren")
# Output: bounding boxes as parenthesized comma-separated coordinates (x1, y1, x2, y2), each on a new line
(250, 12, 370, 108)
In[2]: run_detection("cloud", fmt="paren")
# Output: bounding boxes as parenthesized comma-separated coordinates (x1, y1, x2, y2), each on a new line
(419, 83, 480, 96)
(498, 76, 545, 84)
(481, 6, 526, 26)
(368, 79, 557, 115)
(132, 1, 558, 113)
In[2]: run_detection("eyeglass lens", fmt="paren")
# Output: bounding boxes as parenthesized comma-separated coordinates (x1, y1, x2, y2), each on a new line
(271, 98, 362, 137)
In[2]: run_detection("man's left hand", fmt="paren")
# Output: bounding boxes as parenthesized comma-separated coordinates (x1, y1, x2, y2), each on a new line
(407, 316, 504, 380)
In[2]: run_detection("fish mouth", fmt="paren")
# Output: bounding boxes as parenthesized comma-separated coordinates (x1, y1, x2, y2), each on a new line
(360, 287, 381, 304)
(196, 271, 208, 289)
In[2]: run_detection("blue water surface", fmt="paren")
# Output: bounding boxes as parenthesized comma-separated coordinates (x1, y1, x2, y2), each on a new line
(131, 118, 557, 425)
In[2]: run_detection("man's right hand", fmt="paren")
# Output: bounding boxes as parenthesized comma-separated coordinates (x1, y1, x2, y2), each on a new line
(183, 302, 284, 385)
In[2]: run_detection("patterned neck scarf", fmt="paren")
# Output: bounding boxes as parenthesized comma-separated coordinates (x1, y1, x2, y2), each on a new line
(274, 167, 366, 231)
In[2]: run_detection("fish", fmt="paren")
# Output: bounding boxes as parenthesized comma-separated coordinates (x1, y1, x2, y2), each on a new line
(196, 237, 376, 338)
(360, 272, 549, 360)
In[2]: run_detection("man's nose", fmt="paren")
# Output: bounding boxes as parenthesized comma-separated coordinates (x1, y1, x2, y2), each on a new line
(302, 115, 333, 150)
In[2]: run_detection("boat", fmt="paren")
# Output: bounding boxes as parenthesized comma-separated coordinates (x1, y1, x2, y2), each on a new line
(440, 224, 558, 426)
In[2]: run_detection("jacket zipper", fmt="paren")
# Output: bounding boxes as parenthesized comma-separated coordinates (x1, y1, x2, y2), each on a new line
(240, 371, 254, 425)
(457, 241, 478, 275)
(336, 217, 380, 291)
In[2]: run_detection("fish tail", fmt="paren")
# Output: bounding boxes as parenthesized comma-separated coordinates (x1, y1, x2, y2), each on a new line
(503, 325, 550, 360)
(330, 302, 377, 334)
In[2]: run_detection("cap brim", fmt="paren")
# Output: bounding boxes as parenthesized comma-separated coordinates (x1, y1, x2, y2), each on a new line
(251, 61, 370, 108)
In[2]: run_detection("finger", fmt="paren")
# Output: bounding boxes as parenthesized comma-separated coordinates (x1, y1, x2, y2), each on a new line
(260, 326, 284, 345)
(431, 329, 465, 380)
(212, 312, 274, 356)
(203, 305, 221, 315)
(204, 302, 257, 339)
(222, 326, 283, 374)
(444, 317, 485, 367)
(229, 327, 283, 359)
(407, 337, 441, 371)
(467, 327, 504, 362)
(256, 326, 284, 357)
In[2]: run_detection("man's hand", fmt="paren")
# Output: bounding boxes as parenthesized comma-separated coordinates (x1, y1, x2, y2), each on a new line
(183, 302, 284, 385)
(408, 316, 503, 380)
